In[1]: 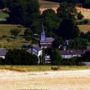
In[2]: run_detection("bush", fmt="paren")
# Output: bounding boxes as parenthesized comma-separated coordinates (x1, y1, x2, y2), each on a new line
(0, 58, 5, 65)
(62, 57, 82, 65)
(51, 66, 59, 71)
(5, 49, 38, 65)
(51, 49, 62, 65)
(83, 19, 89, 24)
(82, 51, 90, 61)
(77, 12, 84, 20)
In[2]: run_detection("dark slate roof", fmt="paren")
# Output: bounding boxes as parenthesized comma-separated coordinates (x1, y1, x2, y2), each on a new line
(40, 37, 54, 43)
(27, 44, 41, 53)
(0, 48, 8, 56)
(60, 50, 85, 55)
(32, 44, 41, 51)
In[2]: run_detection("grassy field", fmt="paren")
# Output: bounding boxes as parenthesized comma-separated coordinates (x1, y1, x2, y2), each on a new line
(78, 25, 90, 33)
(39, 0, 59, 8)
(0, 24, 25, 36)
(0, 24, 32, 49)
(0, 65, 90, 72)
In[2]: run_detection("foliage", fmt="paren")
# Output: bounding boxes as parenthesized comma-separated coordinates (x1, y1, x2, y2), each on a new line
(82, 51, 90, 61)
(57, 2, 77, 20)
(77, 12, 84, 20)
(85, 31, 90, 42)
(31, 18, 41, 34)
(7, 0, 40, 28)
(0, 0, 4, 9)
(42, 9, 60, 34)
(80, 31, 90, 42)
(82, 0, 90, 8)
(56, 19, 80, 40)
(52, 37, 63, 48)
(10, 28, 21, 38)
(69, 37, 88, 50)
(62, 57, 82, 65)
(5, 49, 38, 65)
(24, 28, 32, 41)
(51, 49, 62, 65)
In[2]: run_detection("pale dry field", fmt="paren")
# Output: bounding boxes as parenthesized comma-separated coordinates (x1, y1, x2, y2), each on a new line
(0, 70, 90, 90)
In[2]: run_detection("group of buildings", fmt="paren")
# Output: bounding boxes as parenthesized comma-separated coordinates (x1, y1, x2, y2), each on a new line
(0, 25, 89, 64)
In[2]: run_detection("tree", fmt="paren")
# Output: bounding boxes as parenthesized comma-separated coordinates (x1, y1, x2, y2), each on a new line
(82, 51, 90, 61)
(51, 49, 62, 65)
(24, 28, 32, 41)
(5, 49, 38, 65)
(7, 0, 40, 28)
(52, 38, 63, 48)
(7, 0, 23, 24)
(77, 12, 84, 20)
(69, 37, 88, 50)
(0, 0, 4, 9)
(10, 28, 21, 38)
(56, 19, 80, 40)
(85, 31, 90, 42)
(57, 2, 77, 20)
(82, 0, 90, 8)
(42, 9, 60, 34)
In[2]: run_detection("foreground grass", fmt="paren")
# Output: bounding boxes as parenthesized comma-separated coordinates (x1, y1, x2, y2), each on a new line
(0, 65, 90, 72)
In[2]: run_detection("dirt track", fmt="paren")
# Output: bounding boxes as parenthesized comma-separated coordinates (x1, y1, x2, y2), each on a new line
(0, 70, 90, 90)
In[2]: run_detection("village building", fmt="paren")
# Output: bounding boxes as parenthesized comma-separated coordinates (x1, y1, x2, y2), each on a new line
(40, 24, 54, 49)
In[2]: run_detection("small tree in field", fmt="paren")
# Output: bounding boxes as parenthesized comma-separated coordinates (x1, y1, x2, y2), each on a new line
(10, 28, 21, 39)
(51, 49, 62, 65)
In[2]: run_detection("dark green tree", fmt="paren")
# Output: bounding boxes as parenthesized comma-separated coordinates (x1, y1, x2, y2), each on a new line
(77, 12, 84, 20)
(42, 9, 60, 34)
(82, 51, 90, 61)
(24, 28, 32, 41)
(7, 0, 23, 24)
(57, 2, 77, 20)
(56, 19, 80, 40)
(7, 0, 40, 28)
(0, 0, 4, 9)
(51, 49, 62, 65)
(69, 37, 88, 50)
(5, 49, 38, 65)
(52, 38, 63, 48)
(85, 31, 90, 42)
(10, 28, 21, 38)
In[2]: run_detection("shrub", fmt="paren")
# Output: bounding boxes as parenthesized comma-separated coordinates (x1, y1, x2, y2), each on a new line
(62, 57, 82, 65)
(51, 66, 59, 71)
(5, 49, 38, 65)
(82, 51, 90, 61)
(51, 49, 62, 65)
